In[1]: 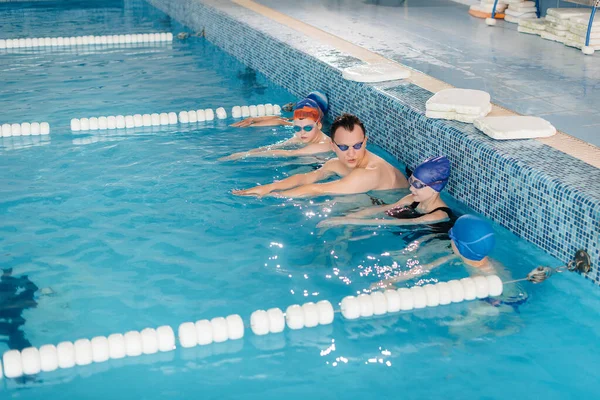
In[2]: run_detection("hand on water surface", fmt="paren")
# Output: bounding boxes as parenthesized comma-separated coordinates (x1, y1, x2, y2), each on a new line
(232, 184, 273, 197)
(219, 152, 245, 161)
(369, 279, 395, 291)
(316, 217, 347, 229)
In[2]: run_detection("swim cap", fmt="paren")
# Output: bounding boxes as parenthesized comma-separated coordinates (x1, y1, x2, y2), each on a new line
(412, 156, 451, 192)
(306, 90, 329, 115)
(449, 215, 496, 261)
(294, 98, 322, 121)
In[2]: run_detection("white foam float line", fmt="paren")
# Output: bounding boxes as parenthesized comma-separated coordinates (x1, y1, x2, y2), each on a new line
(1, 276, 502, 379)
(0, 325, 176, 379)
(1, 121, 50, 137)
(231, 104, 281, 119)
(0, 33, 173, 50)
(340, 275, 503, 320)
(71, 108, 220, 132)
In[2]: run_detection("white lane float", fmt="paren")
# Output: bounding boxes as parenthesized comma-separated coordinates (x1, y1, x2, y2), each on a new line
(0, 276, 504, 379)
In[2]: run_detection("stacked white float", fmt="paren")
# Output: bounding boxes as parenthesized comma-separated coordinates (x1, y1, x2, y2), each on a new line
(512, 8, 599, 54)
(425, 88, 492, 123)
(504, 1, 538, 24)
(0, 33, 173, 50)
(340, 275, 503, 320)
(1, 121, 50, 137)
(518, 18, 548, 35)
(542, 10, 573, 41)
(565, 15, 600, 53)
(539, 8, 599, 54)
(546, 7, 591, 24)
(230, 103, 281, 119)
(1, 325, 176, 379)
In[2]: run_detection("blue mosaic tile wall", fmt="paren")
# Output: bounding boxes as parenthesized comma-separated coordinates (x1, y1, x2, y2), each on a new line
(147, 0, 600, 285)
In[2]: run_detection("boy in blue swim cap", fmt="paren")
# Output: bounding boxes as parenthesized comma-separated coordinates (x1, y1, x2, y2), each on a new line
(449, 215, 496, 267)
(222, 93, 332, 160)
(371, 214, 496, 289)
(370, 214, 499, 290)
(318, 156, 456, 230)
(371, 215, 527, 303)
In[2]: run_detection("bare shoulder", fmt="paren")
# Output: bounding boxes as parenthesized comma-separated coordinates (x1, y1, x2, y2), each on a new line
(306, 141, 333, 152)
(366, 152, 393, 169)
(365, 151, 407, 189)
(323, 158, 347, 174)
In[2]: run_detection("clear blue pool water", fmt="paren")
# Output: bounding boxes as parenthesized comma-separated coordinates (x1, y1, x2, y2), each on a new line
(2, 0, 600, 398)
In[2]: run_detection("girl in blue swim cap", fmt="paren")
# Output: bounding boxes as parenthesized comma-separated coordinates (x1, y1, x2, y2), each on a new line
(318, 156, 456, 231)
(222, 92, 332, 161)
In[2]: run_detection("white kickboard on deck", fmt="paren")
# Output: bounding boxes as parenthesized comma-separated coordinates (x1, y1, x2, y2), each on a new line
(342, 62, 411, 83)
(474, 116, 557, 140)
(426, 88, 491, 116)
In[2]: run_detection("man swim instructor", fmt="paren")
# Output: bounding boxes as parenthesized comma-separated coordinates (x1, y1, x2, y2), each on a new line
(233, 113, 408, 198)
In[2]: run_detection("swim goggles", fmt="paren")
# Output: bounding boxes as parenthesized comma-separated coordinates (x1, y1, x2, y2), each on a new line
(293, 106, 320, 122)
(409, 175, 444, 190)
(293, 125, 315, 133)
(333, 139, 364, 151)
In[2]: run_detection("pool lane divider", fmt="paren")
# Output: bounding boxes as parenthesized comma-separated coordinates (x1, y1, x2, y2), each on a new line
(1, 122, 50, 137)
(70, 104, 282, 131)
(0, 33, 173, 49)
(0, 275, 503, 379)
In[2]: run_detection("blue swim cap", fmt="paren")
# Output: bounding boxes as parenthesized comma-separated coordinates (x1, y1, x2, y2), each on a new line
(412, 156, 451, 192)
(449, 215, 496, 261)
(306, 90, 329, 115)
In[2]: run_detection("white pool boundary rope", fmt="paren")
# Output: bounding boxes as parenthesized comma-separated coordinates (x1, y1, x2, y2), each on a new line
(0, 103, 282, 138)
(1, 122, 50, 137)
(0, 33, 173, 49)
(0, 275, 503, 379)
(70, 104, 282, 131)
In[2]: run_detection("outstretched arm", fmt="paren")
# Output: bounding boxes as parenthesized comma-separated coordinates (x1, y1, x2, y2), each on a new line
(275, 167, 379, 198)
(319, 209, 450, 228)
(224, 143, 331, 161)
(370, 254, 458, 290)
(350, 195, 413, 217)
(230, 116, 292, 128)
(220, 137, 300, 161)
(317, 195, 414, 228)
(233, 162, 336, 197)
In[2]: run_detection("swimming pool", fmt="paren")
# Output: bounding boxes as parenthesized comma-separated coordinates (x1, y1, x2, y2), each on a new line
(2, 0, 600, 398)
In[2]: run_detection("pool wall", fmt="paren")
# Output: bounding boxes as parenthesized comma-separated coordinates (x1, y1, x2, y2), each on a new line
(145, 0, 600, 285)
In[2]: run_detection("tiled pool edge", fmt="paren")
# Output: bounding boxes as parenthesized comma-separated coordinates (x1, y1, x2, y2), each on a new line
(147, 0, 600, 285)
